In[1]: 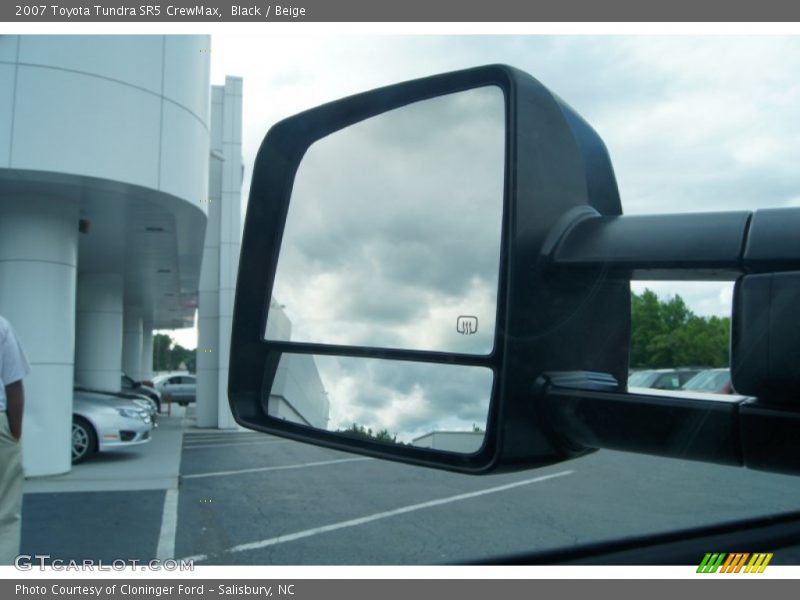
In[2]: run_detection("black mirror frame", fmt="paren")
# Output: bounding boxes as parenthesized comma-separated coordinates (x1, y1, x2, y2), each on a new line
(230, 64, 630, 473)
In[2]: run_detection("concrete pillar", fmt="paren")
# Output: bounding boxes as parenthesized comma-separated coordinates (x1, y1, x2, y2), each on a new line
(196, 277, 220, 427)
(140, 323, 153, 381)
(198, 77, 242, 430)
(0, 197, 78, 477)
(196, 119, 222, 428)
(216, 77, 243, 430)
(122, 306, 142, 380)
(75, 273, 123, 391)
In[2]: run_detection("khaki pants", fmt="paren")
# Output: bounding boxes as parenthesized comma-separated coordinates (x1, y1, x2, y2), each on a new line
(0, 412, 23, 565)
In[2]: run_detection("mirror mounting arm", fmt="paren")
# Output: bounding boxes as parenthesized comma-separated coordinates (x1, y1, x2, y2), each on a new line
(547, 210, 751, 281)
(546, 207, 800, 281)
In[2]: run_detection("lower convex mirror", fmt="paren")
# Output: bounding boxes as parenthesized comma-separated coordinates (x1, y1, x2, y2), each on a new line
(266, 354, 493, 454)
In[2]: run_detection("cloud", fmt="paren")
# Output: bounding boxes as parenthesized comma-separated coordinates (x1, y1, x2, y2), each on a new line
(267, 86, 505, 355)
(306, 355, 494, 444)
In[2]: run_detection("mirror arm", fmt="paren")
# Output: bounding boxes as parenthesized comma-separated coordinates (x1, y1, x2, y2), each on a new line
(546, 207, 800, 280)
(547, 211, 751, 281)
(537, 373, 800, 475)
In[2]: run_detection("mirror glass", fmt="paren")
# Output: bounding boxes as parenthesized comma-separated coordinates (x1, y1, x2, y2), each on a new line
(266, 353, 493, 454)
(265, 86, 506, 355)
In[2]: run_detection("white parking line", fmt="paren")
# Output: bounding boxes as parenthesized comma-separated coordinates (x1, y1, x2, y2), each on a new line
(184, 431, 271, 437)
(180, 470, 574, 563)
(183, 433, 281, 439)
(184, 435, 271, 441)
(183, 440, 291, 449)
(156, 488, 179, 560)
(185, 429, 255, 434)
(183, 437, 278, 444)
(182, 457, 372, 480)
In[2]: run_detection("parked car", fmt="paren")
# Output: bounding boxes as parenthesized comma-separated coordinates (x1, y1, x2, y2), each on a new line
(681, 368, 733, 394)
(627, 368, 706, 391)
(74, 383, 158, 424)
(153, 373, 197, 407)
(121, 373, 163, 412)
(72, 389, 153, 463)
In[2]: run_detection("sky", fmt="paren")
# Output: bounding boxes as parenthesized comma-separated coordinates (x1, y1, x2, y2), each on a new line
(191, 34, 800, 441)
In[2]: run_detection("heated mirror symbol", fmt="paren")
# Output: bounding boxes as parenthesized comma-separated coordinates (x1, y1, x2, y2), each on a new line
(456, 316, 478, 335)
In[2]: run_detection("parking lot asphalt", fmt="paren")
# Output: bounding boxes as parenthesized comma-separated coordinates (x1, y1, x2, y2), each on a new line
(21, 490, 166, 563)
(20, 407, 188, 564)
(20, 408, 800, 565)
(174, 433, 800, 565)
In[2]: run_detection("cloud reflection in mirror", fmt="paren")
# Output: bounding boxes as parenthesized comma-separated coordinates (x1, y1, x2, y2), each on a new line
(265, 86, 506, 355)
(266, 353, 493, 454)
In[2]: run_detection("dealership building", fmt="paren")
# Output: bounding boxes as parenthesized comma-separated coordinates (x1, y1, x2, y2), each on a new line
(0, 35, 328, 477)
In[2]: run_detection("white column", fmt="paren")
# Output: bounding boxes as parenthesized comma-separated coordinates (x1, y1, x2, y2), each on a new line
(197, 86, 223, 429)
(198, 77, 243, 430)
(196, 279, 220, 427)
(0, 197, 78, 476)
(75, 273, 123, 391)
(197, 310, 219, 427)
(216, 77, 243, 430)
(122, 306, 142, 379)
(140, 323, 153, 381)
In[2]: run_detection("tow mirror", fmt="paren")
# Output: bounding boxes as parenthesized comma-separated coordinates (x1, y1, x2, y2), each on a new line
(230, 65, 800, 475)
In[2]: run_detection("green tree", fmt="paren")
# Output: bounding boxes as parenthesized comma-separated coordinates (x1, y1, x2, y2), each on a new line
(169, 343, 196, 373)
(338, 423, 397, 444)
(152, 333, 197, 373)
(630, 290, 730, 369)
(630, 290, 665, 368)
(153, 333, 172, 372)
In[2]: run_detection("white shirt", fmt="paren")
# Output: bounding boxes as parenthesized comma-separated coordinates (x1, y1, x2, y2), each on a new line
(0, 315, 31, 411)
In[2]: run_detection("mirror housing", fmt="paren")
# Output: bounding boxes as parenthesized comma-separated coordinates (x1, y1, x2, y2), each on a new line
(230, 64, 628, 473)
(731, 207, 800, 402)
(732, 271, 800, 402)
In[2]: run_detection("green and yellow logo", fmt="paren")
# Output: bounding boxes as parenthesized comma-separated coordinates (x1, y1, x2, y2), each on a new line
(697, 553, 773, 573)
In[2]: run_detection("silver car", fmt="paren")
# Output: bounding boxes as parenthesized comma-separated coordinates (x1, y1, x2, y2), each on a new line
(153, 373, 197, 407)
(75, 383, 158, 424)
(72, 390, 153, 463)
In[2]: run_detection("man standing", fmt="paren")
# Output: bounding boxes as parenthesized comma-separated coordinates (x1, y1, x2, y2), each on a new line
(0, 315, 31, 565)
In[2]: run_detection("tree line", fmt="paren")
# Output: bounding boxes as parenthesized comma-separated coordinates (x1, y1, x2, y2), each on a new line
(338, 423, 398, 443)
(153, 333, 196, 373)
(631, 289, 729, 369)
